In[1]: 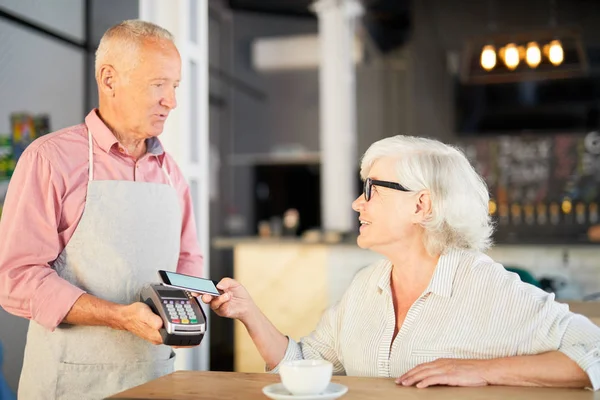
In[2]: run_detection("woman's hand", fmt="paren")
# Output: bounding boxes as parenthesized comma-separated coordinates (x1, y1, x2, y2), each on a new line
(200, 278, 256, 323)
(397, 358, 490, 388)
(201, 277, 290, 369)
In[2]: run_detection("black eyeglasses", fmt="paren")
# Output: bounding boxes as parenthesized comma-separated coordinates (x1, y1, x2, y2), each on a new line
(363, 177, 410, 201)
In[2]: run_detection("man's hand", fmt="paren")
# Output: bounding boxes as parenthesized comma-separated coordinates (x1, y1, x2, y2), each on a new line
(118, 302, 164, 345)
(397, 358, 490, 388)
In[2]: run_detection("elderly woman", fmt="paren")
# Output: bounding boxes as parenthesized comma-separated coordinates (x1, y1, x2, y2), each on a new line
(203, 135, 600, 390)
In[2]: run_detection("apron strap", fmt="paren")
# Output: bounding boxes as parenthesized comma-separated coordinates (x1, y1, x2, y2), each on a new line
(88, 129, 173, 186)
(88, 129, 94, 181)
(161, 164, 173, 186)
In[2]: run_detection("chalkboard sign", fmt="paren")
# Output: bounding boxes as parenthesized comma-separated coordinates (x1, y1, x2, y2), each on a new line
(458, 132, 600, 243)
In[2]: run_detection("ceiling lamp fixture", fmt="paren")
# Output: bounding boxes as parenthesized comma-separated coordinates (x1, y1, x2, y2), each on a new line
(462, 28, 587, 84)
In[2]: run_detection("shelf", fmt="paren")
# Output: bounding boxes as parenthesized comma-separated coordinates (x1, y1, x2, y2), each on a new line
(227, 152, 320, 166)
(492, 236, 600, 247)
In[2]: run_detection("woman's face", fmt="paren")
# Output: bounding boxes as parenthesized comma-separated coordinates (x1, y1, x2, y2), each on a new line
(352, 157, 421, 253)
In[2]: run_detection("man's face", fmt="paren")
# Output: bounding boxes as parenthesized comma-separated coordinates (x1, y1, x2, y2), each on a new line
(115, 38, 181, 138)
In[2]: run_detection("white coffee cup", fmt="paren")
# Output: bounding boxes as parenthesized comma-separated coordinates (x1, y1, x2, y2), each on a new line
(279, 359, 333, 395)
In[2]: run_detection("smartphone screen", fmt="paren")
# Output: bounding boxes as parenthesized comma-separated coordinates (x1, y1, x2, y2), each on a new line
(159, 270, 220, 296)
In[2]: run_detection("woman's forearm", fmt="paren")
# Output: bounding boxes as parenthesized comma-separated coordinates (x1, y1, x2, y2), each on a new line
(241, 305, 291, 370)
(485, 351, 591, 388)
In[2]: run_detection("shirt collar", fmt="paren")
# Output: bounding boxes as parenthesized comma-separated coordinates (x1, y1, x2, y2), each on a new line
(376, 248, 463, 298)
(424, 248, 462, 298)
(146, 136, 165, 156)
(377, 260, 393, 295)
(84, 109, 166, 159)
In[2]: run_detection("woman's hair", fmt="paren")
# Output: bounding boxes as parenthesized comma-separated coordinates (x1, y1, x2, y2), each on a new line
(360, 135, 493, 255)
(95, 19, 174, 78)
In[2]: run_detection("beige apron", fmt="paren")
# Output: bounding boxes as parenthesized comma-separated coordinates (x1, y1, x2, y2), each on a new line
(18, 130, 182, 399)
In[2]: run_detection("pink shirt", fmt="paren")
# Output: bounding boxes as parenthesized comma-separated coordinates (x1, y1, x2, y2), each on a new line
(0, 110, 203, 331)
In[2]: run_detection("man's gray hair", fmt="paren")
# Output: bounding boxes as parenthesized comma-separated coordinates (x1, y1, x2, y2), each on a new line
(360, 135, 493, 255)
(95, 19, 174, 78)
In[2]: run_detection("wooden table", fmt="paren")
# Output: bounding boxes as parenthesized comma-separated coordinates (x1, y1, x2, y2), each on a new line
(108, 371, 599, 399)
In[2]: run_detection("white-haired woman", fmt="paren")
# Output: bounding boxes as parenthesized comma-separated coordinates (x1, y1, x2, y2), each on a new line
(203, 135, 600, 390)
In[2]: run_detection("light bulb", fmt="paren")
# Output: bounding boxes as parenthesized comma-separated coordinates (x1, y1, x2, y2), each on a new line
(489, 199, 497, 215)
(480, 45, 496, 71)
(562, 198, 572, 214)
(526, 42, 541, 68)
(548, 40, 564, 66)
(503, 43, 520, 70)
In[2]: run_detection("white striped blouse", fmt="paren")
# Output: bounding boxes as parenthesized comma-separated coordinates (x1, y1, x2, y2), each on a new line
(271, 248, 600, 390)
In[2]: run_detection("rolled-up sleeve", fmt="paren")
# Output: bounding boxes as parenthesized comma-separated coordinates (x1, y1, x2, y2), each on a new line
(533, 296, 600, 390)
(268, 302, 346, 375)
(267, 337, 304, 373)
(555, 311, 600, 390)
(0, 150, 85, 331)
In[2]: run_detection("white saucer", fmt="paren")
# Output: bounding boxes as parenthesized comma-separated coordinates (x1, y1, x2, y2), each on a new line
(262, 382, 348, 400)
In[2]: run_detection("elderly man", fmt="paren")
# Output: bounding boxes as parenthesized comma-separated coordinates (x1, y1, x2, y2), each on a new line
(0, 20, 203, 399)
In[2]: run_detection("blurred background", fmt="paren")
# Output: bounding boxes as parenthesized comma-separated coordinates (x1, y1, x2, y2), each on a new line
(1, 0, 600, 393)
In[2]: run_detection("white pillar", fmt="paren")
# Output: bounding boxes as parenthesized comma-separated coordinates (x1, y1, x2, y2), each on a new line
(139, 0, 210, 372)
(313, 0, 363, 233)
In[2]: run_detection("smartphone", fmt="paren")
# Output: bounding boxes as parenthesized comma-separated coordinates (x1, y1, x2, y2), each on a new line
(158, 270, 221, 296)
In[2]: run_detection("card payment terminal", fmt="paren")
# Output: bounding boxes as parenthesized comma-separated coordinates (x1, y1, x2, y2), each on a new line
(140, 284, 206, 346)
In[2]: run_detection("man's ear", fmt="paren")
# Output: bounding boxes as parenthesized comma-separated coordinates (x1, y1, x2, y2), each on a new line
(98, 65, 117, 96)
(414, 190, 432, 222)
